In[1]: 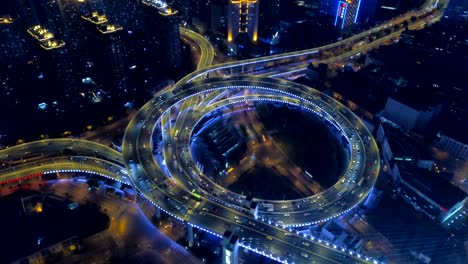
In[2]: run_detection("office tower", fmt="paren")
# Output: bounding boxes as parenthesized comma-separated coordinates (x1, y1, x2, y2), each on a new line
(227, 0, 260, 43)
(210, 1, 226, 34)
(142, 0, 182, 69)
(320, 0, 378, 29)
(334, 0, 361, 29)
(159, 8, 182, 68)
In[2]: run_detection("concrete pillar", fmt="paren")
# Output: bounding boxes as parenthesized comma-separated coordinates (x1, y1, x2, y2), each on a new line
(187, 225, 194, 247)
(222, 230, 239, 264)
(243, 196, 258, 218)
(154, 206, 161, 219)
(249, 201, 258, 218)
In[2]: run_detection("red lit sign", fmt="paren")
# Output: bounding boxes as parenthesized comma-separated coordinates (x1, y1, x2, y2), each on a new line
(338, 2, 348, 19)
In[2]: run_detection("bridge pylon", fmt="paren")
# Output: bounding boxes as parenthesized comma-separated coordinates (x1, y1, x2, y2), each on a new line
(222, 229, 239, 264)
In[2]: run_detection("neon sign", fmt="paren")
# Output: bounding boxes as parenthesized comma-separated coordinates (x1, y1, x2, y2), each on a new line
(339, 3, 347, 19)
(334, 1, 348, 29)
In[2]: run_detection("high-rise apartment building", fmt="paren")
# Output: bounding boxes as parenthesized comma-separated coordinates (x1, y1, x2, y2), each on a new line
(334, 0, 362, 29)
(142, 0, 182, 68)
(227, 0, 260, 43)
(320, 0, 378, 29)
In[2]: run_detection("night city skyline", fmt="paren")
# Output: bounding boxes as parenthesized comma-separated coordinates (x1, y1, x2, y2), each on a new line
(0, 0, 466, 264)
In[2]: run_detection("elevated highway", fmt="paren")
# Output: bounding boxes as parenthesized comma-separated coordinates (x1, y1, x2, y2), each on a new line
(179, 27, 215, 70)
(173, 0, 446, 85)
(0, 1, 448, 263)
(122, 76, 380, 263)
(0, 139, 128, 184)
(118, 1, 445, 262)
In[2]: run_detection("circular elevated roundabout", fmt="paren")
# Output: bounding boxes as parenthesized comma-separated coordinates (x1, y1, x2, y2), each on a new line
(122, 76, 381, 263)
(0, 2, 450, 260)
(0, 76, 381, 263)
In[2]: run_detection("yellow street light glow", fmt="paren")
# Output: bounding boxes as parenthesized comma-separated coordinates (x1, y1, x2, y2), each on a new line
(230, 0, 257, 3)
(0, 15, 14, 24)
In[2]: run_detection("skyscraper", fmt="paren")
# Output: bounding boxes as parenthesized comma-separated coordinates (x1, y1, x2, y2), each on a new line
(142, 0, 182, 69)
(158, 8, 182, 69)
(210, 1, 226, 34)
(227, 0, 260, 43)
(320, 0, 377, 29)
(334, 0, 362, 29)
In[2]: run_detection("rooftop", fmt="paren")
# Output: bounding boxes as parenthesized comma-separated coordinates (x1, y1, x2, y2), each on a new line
(398, 162, 466, 209)
(382, 121, 434, 160)
(81, 12, 108, 25)
(96, 24, 123, 34)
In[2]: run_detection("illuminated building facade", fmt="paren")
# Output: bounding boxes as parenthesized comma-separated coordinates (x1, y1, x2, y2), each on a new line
(334, 0, 362, 29)
(227, 0, 259, 43)
(320, 0, 377, 29)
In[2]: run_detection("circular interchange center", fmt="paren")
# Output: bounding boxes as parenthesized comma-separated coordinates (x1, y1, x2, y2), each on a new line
(190, 101, 349, 201)
(135, 76, 379, 227)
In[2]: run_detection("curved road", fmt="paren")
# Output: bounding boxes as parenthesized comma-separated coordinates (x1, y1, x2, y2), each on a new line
(179, 27, 215, 70)
(122, 75, 379, 264)
(0, 2, 448, 263)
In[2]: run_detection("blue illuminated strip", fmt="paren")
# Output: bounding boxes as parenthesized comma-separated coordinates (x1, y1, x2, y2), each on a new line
(334, 1, 348, 29)
(441, 203, 464, 222)
(334, 1, 342, 26)
(42, 168, 378, 263)
(354, 0, 362, 23)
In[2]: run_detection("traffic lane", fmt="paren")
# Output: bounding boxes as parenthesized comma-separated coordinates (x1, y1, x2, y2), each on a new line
(161, 86, 372, 217)
(0, 158, 128, 183)
(130, 163, 365, 264)
(0, 139, 123, 163)
(125, 77, 380, 260)
(136, 78, 376, 219)
(199, 210, 366, 264)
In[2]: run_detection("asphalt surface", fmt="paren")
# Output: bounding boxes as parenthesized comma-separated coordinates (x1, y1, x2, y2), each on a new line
(0, 2, 447, 262)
